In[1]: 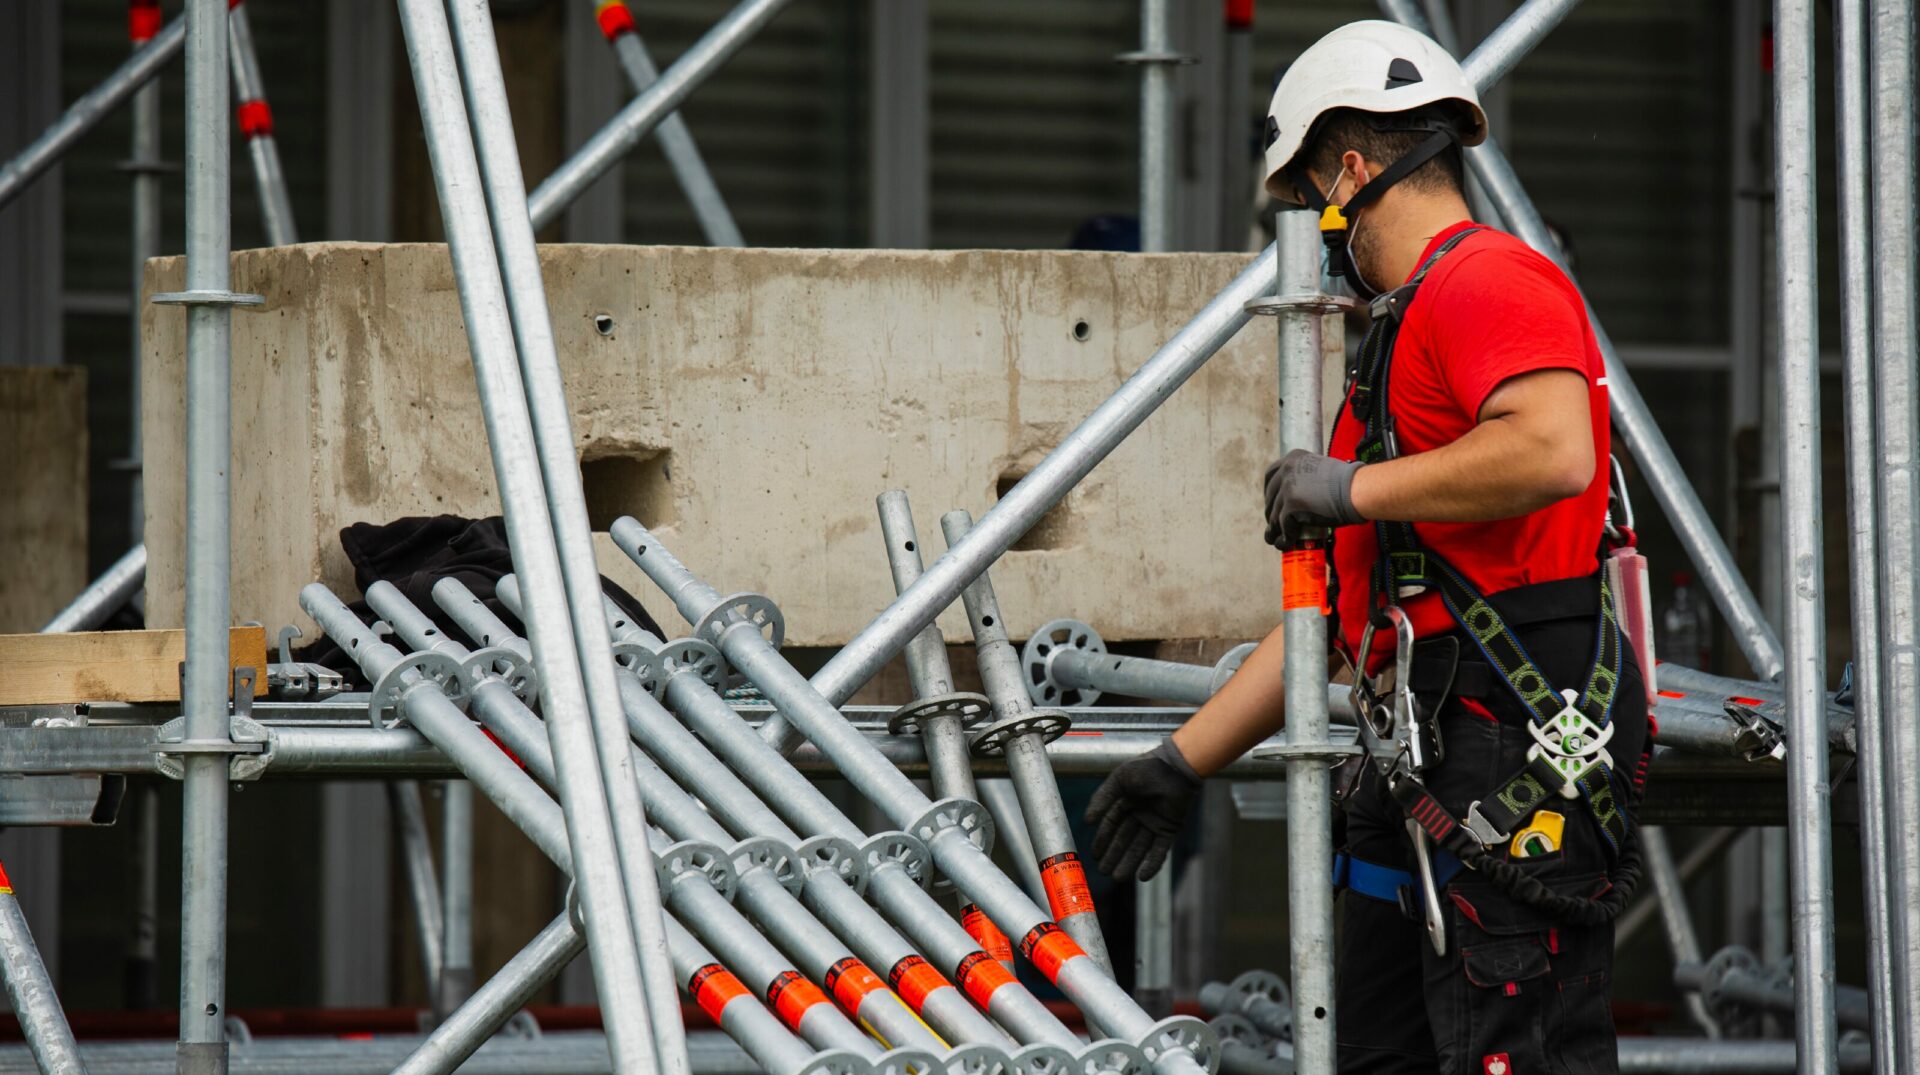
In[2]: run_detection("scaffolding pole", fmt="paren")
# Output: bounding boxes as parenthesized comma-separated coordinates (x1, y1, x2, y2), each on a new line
(391, 0, 662, 1069)
(0, 864, 86, 1075)
(528, 0, 795, 231)
(587, 0, 743, 246)
(227, 2, 298, 247)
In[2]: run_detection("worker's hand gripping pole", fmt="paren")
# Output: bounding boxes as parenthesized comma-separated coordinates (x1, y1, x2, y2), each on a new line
(940, 509, 1114, 977)
(609, 519, 1220, 1075)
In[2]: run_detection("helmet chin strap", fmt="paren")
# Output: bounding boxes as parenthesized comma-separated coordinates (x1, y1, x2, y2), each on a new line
(1286, 126, 1462, 301)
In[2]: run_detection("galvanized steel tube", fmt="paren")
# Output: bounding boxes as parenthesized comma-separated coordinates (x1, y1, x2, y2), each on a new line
(1271, 211, 1336, 1072)
(390, 2, 657, 1067)
(226, 3, 297, 246)
(0, 15, 187, 210)
(611, 522, 1212, 1075)
(1640, 827, 1719, 1037)
(391, 912, 587, 1075)
(177, 0, 236, 1069)
(527, 0, 795, 232)
(593, 2, 743, 246)
(0, 867, 86, 1075)
(439, 780, 476, 1017)
(39, 545, 148, 633)
(940, 510, 1113, 974)
(1770, 1, 1837, 1066)
(875, 492, 981, 802)
(391, 780, 447, 1001)
(440, 5, 688, 1065)
(1137, 0, 1174, 252)
(1832, 0, 1896, 1062)
(1049, 648, 1216, 707)
(1870, 0, 1920, 1063)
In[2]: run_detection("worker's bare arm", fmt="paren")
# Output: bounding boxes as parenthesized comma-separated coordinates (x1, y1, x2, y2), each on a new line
(1168, 621, 1293, 776)
(1346, 368, 1594, 523)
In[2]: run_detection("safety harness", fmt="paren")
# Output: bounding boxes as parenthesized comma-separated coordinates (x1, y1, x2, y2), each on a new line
(1334, 226, 1646, 925)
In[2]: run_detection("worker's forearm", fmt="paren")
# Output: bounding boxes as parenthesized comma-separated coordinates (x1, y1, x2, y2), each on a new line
(1348, 415, 1587, 522)
(1170, 622, 1289, 776)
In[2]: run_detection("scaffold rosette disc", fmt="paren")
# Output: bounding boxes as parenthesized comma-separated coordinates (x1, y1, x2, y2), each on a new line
(860, 830, 936, 889)
(886, 691, 993, 735)
(797, 1051, 874, 1075)
(907, 797, 997, 860)
(795, 834, 868, 894)
(694, 592, 786, 650)
(654, 839, 737, 902)
(367, 649, 471, 729)
(947, 1043, 1016, 1075)
(969, 711, 1072, 756)
(1140, 1016, 1221, 1074)
(658, 637, 727, 692)
(1077, 1038, 1151, 1075)
(729, 836, 804, 895)
(1011, 1043, 1082, 1075)
(1021, 619, 1107, 707)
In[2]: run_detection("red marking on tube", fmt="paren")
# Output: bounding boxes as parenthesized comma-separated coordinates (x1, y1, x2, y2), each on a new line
(960, 904, 1013, 964)
(688, 963, 750, 1023)
(765, 971, 829, 1030)
(1223, 0, 1253, 29)
(595, 0, 636, 39)
(955, 951, 1017, 1009)
(236, 100, 274, 139)
(480, 727, 526, 770)
(129, 0, 162, 43)
(1656, 690, 1687, 700)
(0, 860, 12, 896)
(1040, 853, 1096, 920)
(824, 957, 888, 1016)
(1281, 549, 1328, 612)
(1018, 923, 1086, 983)
(229, 0, 245, 10)
(1728, 695, 1766, 707)
(888, 956, 949, 1012)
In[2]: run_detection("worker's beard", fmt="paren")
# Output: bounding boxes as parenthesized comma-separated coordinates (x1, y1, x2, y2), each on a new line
(1347, 214, 1390, 298)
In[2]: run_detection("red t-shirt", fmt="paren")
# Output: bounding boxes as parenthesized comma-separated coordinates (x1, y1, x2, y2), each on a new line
(1328, 221, 1610, 666)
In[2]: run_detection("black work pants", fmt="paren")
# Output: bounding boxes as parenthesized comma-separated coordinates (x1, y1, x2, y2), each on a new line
(1333, 614, 1649, 1075)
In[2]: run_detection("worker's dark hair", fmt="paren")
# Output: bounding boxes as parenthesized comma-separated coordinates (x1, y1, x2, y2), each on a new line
(1301, 101, 1472, 197)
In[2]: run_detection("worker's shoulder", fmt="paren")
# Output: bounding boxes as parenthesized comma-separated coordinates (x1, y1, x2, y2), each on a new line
(1428, 226, 1574, 292)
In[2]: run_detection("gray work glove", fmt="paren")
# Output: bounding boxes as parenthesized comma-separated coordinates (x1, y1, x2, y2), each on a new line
(1263, 449, 1364, 549)
(1084, 738, 1201, 882)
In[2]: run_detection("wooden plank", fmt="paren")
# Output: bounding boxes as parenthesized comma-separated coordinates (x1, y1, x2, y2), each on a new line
(0, 627, 270, 706)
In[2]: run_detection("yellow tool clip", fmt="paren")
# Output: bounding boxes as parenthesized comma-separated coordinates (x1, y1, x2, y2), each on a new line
(1509, 810, 1564, 858)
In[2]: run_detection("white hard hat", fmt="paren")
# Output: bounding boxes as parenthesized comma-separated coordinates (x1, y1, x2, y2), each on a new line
(1262, 20, 1487, 203)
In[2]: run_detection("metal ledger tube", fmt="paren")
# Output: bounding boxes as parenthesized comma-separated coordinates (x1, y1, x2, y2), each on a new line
(0, 865, 86, 1075)
(226, 2, 297, 247)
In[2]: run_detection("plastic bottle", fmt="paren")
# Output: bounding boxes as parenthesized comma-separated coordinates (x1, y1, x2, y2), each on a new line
(1661, 571, 1710, 670)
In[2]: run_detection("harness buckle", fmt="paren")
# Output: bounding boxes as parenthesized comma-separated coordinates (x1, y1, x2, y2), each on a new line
(1527, 689, 1616, 799)
(1462, 801, 1507, 848)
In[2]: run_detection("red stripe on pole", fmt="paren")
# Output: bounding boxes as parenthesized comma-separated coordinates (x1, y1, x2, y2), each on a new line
(237, 100, 274, 139)
(129, 0, 162, 43)
(1224, 0, 1253, 30)
(595, 0, 636, 40)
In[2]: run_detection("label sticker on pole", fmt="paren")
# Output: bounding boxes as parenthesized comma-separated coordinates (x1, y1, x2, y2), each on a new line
(688, 962, 750, 1024)
(823, 957, 890, 1016)
(1282, 549, 1328, 612)
(593, 0, 636, 39)
(1018, 922, 1088, 983)
(960, 903, 1014, 965)
(955, 951, 1018, 1009)
(765, 970, 830, 1030)
(888, 955, 951, 1012)
(1040, 852, 1096, 919)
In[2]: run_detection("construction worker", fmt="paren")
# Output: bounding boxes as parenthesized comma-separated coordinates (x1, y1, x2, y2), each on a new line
(1085, 22, 1651, 1075)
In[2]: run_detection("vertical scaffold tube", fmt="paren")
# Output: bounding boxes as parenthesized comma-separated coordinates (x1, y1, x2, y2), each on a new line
(1870, 0, 1920, 1063)
(1771, 0, 1837, 1068)
(1137, 0, 1174, 252)
(1272, 211, 1336, 1072)
(1833, 0, 1896, 1065)
(391, 1, 659, 1069)
(440, 780, 476, 1017)
(176, 1, 236, 1070)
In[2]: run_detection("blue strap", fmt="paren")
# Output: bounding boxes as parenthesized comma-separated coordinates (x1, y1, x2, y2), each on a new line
(1333, 851, 1465, 905)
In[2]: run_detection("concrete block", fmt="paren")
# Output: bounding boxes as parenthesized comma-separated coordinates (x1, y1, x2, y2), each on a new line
(143, 244, 1297, 647)
(0, 367, 87, 633)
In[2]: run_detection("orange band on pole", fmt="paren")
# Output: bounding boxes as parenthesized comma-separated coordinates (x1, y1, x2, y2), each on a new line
(765, 971, 830, 1030)
(1040, 852, 1096, 920)
(688, 963, 750, 1024)
(1018, 923, 1087, 983)
(954, 951, 1017, 1009)
(1281, 548, 1328, 612)
(595, 0, 636, 39)
(887, 955, 951, 1012)
(1224, 0, 1253, 29)
(236, 100, 274, 139)
(129, 0, 162, 43)
(0, 860, 13, 896)
(959, 904, 1014, 964)
(823, 957, 889, 1015)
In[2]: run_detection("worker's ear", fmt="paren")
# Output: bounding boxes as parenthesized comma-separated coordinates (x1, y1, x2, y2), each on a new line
(1340, 149, 1372, 197)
